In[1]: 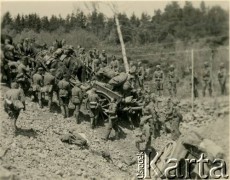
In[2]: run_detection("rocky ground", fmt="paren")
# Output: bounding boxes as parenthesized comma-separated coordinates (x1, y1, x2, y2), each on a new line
(0, 85, 229, 180)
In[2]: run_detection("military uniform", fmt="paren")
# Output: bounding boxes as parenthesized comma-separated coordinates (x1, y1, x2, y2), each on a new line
(202, 63, 212, 97)
(137, 63, 145, 88)
(69, 82, 83, 124)
(88, 89, 100, 129)
(165, 99, 182, 141)
(153, 65, 164, 96)
(168, 65, 178, 96)
(92, 58, 101, 73)
(104, 100, 120, 140)
(58, 76, 71, 118)
(135, 117, 152, 151)
(110, 56, 120, 72)
(218, 63, 227, 95)
(4, 82, 25, 133)
(32, 68, 43, 107)
(43, 71, 55, 110)
(99, 50, 108, 66)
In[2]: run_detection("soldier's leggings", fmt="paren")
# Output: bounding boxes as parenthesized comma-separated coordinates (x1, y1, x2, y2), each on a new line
(104, 117, 119, 140)
(202, 80, 212, 97)
(74, 104, 80, 123)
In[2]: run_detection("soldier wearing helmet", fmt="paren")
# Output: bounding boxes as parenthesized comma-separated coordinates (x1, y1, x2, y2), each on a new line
(109, 55, 120, 72)
(218, 62, 227, 95)
(4, 81, 25, 135)
(168, 64, 178, 97)
(153, 64, 164, 96)
(88, 88, 100, 129)
(137, 61, 145, 88)
(202, 61, 212, 97)
(99, 50, 108, 66)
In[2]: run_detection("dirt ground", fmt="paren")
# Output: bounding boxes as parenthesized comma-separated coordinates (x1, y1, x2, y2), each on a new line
(0, 85, 229, 180)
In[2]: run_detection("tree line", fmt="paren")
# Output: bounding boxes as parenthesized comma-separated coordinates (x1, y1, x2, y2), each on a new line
(1, 1, 229, 45)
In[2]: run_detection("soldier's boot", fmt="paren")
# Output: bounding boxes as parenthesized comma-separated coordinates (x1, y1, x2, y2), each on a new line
(38, 99, 43, 108)
(60, 106, 66, 118)
(48, 97, 52, 112)
(65, 106, 69, 118)
(75, 110, 80, 124)
(209, 88, 212, 97)
(90, 118, 94, 129)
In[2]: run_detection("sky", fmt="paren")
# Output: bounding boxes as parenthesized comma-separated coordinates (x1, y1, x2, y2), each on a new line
(1, 0, 229, 19)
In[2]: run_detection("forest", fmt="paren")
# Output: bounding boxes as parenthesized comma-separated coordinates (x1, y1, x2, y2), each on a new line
(1, 1, 229, 46)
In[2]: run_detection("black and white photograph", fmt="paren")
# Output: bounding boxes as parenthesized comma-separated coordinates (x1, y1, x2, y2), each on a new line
(0, 1, 229, 179)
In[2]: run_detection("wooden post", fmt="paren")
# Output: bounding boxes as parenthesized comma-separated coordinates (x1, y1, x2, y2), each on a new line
(114, 14, 129, 73)
(191, 49, 194, 118)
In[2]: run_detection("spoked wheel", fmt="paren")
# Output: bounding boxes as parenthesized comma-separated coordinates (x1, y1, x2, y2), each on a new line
(97, 93, 111, 122)
(85, 92, 111, 123)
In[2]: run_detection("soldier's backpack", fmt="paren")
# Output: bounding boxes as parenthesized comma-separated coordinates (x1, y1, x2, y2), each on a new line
(108, 72, 128, 87)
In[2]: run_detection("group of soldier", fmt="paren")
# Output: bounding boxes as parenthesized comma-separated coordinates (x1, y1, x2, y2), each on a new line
(0, 36, 227, 151)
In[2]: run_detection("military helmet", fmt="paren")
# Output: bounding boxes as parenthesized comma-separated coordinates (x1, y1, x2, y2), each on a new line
(204, 62, 209, 67)
(169, 65, 175, 70)
(156, 65, 161, 69)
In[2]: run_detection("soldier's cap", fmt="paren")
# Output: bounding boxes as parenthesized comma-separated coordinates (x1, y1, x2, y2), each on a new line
(138, 61, 141, 65)
(54, 48, 63, 56)
(112, 55, 116, 60)
(102, 50, 106, 53)
(220, 62, 224, 68)
(25, 38, 29, 41)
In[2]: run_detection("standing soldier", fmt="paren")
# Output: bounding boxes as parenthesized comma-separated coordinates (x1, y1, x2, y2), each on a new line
(141, 95, 158, 139)
(69, 80, 83, 124)
(58, 73, 71, 118)
(110, 55, 120, 72)
(4, 82, 25, 134)
(88, 88, 100, 129)
(202, 62, 212, 97)
(92, 54, 101, 74)
(168, 65, 178, 97)
(43, 68, 56, 111)
(165, 98, 183, 141)
(218, 62, 227, 95)
(100, 50, 108, 66)
(137, 61, 145, 88)
(32, 67, 44, 108)
(104, 98, 120, 141)
(153, 65, 164, 96)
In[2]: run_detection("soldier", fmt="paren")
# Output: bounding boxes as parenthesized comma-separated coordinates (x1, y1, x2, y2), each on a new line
(99, 50, 108, 66)
(88, 88, 100, 129)
(58, 73, 71, 118)
(69, 80, 83, 124)
(32, 67, 44, 108)
(16, 57, 30, 94)
(137, 61, 145, 88)
(43, 68, 56, 111)
(92, 54, 101, 74)
(104, 98, 120, 140)
(218, 62, 227, 95)
(141, 95, 158, 139)
(202, 62, 212, 97)
(165, 98, 183, 141)
(153, 65, 164, 96)
(135, 113, 152, 151)
(110, 55, 120, 72)
(168, 65, 178, 97)
(4, 82, 25, 134)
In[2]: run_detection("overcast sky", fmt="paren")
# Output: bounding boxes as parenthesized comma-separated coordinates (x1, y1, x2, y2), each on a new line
(1, 1, 229, 18)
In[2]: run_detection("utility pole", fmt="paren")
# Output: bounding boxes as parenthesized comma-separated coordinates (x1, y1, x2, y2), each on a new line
(191, 49, 194, 118)
(114, 14, 129, 73)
